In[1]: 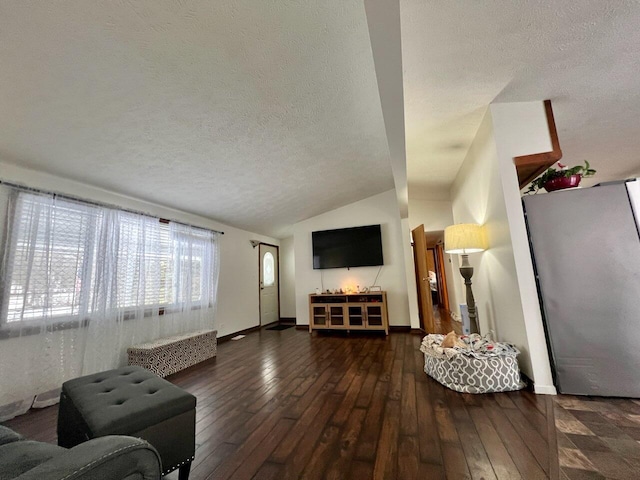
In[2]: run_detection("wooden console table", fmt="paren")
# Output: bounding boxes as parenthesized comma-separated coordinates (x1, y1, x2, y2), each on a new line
(308, 292, 389, 335)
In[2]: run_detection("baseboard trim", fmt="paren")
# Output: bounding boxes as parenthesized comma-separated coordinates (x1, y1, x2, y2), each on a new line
(534, 384, 558, 395)
(520, 373, 557, 395)
(520, 372, 534, 392)
(279, 317, 296, 324)
(389, 325, 411, 332)
(220, 323, 427, 340)
(218, 319, 297, 343)
(217, 325, 261, 343)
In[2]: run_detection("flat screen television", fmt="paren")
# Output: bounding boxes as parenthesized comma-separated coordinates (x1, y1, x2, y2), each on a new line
(312, 224, 383, 269)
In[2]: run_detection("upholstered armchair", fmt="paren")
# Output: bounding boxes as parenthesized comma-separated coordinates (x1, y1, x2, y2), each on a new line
(0, 425, 161, 479)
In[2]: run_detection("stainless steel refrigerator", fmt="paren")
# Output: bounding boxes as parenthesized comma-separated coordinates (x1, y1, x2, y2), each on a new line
(523, 180, 640, 397)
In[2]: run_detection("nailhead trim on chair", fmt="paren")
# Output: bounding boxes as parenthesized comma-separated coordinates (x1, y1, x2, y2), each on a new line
(162, 455, 195, 475)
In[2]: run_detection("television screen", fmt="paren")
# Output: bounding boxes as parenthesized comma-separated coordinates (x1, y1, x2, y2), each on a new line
(312, 224, 383, 269)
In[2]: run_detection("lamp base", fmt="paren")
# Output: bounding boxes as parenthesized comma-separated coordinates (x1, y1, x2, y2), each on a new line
(459, 255, 479, 335)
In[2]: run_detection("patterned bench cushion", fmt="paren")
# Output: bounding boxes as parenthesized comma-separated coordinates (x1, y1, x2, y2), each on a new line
(127, 329, 217, 377)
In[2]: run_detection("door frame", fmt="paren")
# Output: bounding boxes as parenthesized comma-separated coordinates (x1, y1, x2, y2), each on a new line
(258, 242, 280, 326)
(434, 243, 450, 312)
(426, 247, 438, 306)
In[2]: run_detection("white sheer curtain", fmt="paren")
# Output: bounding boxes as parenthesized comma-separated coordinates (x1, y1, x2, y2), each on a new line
(0, 187, 220, 421)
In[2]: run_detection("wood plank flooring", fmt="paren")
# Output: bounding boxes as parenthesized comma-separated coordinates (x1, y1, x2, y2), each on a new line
(4, 328, 557, 479)
(554, 395, 640, 479)
(433, 307, 463, 336)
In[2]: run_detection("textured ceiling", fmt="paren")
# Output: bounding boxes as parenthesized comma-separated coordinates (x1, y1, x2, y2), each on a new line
(402, 0, 640, 199)
(4, 2, 639, 232)
(0, 1, 394, 238)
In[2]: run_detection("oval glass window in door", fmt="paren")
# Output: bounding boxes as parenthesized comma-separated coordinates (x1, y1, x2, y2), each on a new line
(263, 252, 275, 286)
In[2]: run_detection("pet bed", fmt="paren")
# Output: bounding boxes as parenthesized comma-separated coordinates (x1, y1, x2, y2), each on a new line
(420, 333, 525, 394)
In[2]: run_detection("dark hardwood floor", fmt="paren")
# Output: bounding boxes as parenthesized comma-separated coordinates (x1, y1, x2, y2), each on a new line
(433, 306, 463, 335)
(4, 327, 557, 479)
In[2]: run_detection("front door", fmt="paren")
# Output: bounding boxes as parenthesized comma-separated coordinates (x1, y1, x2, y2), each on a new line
(259, 243, 279, 326)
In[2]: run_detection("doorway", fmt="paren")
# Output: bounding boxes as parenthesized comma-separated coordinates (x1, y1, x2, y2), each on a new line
(425, 231, 450, 315)
(413, 228, 455, 334)
(259, 243, 280, 326)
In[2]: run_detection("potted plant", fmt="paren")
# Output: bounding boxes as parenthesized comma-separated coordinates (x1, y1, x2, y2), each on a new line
(527, 161, 596, 193)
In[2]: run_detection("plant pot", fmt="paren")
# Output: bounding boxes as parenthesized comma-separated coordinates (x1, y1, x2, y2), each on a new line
(543, 174, 582, 192)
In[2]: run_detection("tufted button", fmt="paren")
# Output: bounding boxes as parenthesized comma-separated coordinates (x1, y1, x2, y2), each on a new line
(133, 379, 145, 384)
(148, 389, 158, 395)
(114, 399, 126, 405)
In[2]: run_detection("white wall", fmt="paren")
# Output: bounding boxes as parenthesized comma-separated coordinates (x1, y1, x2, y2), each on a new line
(0, 161, 278, 338)
(451, 109, 528, 365)
(408, 198, 453, 232)
(400, 217, 420, 329)
(279, 236, 296, 319)
(293, 190, 411, 327)
(490, 101, 556, 395)
(449, 103, 555, 394)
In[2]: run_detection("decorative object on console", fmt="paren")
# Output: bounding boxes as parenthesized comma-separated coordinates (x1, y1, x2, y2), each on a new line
(526, 160, 596, 193)
(444, 223, 487, 335)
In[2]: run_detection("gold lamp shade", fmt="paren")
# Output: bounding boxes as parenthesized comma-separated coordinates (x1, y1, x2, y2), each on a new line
(444, 223, 487, 254)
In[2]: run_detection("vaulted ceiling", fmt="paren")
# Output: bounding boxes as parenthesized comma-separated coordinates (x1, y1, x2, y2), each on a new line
(402, 0, 640, 198)
(0, 1, 394, 238)
(1, 1, 639, 237)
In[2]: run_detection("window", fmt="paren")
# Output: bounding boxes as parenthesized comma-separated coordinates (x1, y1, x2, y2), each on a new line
(2, 191, 218, 324)
(263, 252, 275, 286)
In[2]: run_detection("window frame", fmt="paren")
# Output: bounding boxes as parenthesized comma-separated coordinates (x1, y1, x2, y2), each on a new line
(0, 190, 218, 332)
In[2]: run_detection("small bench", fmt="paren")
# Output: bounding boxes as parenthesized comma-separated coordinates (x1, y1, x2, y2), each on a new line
(57, 365, 196, 479)
(127, 329, 217, 377)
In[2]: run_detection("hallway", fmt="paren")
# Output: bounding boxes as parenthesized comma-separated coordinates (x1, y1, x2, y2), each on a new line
(433, 307, 462, 335)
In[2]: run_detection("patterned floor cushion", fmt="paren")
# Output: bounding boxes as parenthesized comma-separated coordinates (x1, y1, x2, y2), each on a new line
(420, 333, 525, 394)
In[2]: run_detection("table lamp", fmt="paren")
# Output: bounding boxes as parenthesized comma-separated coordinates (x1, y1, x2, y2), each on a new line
(444, 223, 487, 334)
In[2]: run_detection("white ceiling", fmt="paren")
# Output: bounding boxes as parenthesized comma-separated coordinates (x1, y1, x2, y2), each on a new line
(0, 1, 394, 238)
(402, 0, 640, 199)
(2, 1, 640, 235)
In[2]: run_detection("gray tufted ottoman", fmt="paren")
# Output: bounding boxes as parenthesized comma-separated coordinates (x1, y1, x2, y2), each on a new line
(57, 365, 196, 479)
